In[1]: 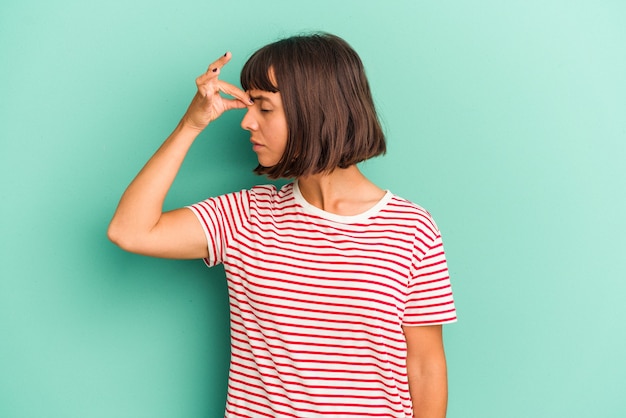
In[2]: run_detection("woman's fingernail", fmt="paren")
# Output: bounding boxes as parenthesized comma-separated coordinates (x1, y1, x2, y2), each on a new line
(212, 68, 218, 73)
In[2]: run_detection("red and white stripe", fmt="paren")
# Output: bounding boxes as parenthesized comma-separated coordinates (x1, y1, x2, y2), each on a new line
(188, 182, 456, 418)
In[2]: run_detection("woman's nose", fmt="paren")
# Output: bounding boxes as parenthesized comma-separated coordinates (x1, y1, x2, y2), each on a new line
(241, 108, 258, 131)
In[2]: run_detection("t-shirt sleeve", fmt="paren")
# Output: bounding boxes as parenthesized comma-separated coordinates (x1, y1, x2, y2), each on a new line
(186, 189, 250, 267)
(403, 233, 457, 326)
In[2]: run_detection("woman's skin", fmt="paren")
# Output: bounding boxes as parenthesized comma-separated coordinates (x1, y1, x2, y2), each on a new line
(107, 52, 449, 418)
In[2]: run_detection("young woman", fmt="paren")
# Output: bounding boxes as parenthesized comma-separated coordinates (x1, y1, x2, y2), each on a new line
(108, 33, 456, 418)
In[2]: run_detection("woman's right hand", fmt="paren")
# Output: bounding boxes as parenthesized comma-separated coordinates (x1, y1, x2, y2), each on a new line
(181, 52, 252, 132)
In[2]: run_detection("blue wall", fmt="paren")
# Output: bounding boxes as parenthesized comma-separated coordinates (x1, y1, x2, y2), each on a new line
(1, 1, 625, 416)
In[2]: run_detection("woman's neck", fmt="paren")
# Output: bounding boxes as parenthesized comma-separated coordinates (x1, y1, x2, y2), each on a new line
(296, 166, 386, 216)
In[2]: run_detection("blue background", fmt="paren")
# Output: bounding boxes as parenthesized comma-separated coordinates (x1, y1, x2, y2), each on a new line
(1, 1, 625, 416)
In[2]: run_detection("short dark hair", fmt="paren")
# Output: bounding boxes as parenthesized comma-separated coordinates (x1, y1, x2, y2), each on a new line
(241, 33, 386, 179)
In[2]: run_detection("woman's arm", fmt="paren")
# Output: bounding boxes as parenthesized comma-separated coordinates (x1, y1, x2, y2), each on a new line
(107, 52, 251, 259)
(403, 324, 449, 418)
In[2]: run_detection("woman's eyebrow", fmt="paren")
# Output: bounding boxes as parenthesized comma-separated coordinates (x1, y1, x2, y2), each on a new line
(250, 95, 269, 102)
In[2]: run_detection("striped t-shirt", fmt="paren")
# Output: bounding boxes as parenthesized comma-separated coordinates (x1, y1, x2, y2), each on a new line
(188, 181, 456, 418)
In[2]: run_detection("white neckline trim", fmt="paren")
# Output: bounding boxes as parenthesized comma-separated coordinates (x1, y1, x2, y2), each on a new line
(292, 181, 393, 224)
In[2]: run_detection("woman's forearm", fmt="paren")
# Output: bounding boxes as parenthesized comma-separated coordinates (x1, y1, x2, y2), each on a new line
(107, 121, 201, 247)
(404, 325, 449, 418)
(408, 363, 448, 418)
(107, 52, 250, 255)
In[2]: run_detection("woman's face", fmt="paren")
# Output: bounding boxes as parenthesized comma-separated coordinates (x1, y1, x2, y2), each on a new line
(241, 89, 288, 168)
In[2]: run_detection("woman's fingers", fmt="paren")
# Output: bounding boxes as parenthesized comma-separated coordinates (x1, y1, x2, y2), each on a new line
(218, 80, 253, 106)
(206, 51, 232, 74)
(197, 52, 251, 105)
(183, 52, 251, 129)
(195, 52, 231, 95)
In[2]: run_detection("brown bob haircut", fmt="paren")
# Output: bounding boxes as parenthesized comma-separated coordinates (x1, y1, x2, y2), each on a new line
(241, 33, 386, 179)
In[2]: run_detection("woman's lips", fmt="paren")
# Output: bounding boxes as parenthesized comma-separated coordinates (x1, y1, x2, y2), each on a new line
(251, 139, 263, 151)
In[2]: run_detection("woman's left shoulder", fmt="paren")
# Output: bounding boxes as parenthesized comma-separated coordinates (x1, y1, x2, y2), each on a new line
(385, 192, 441, 234)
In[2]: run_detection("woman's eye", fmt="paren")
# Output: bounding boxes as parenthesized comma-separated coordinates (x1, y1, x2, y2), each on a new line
(261, 108, 272, 113)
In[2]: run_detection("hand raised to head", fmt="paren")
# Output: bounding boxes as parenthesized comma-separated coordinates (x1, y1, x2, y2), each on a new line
(181, 52, 252, 132)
